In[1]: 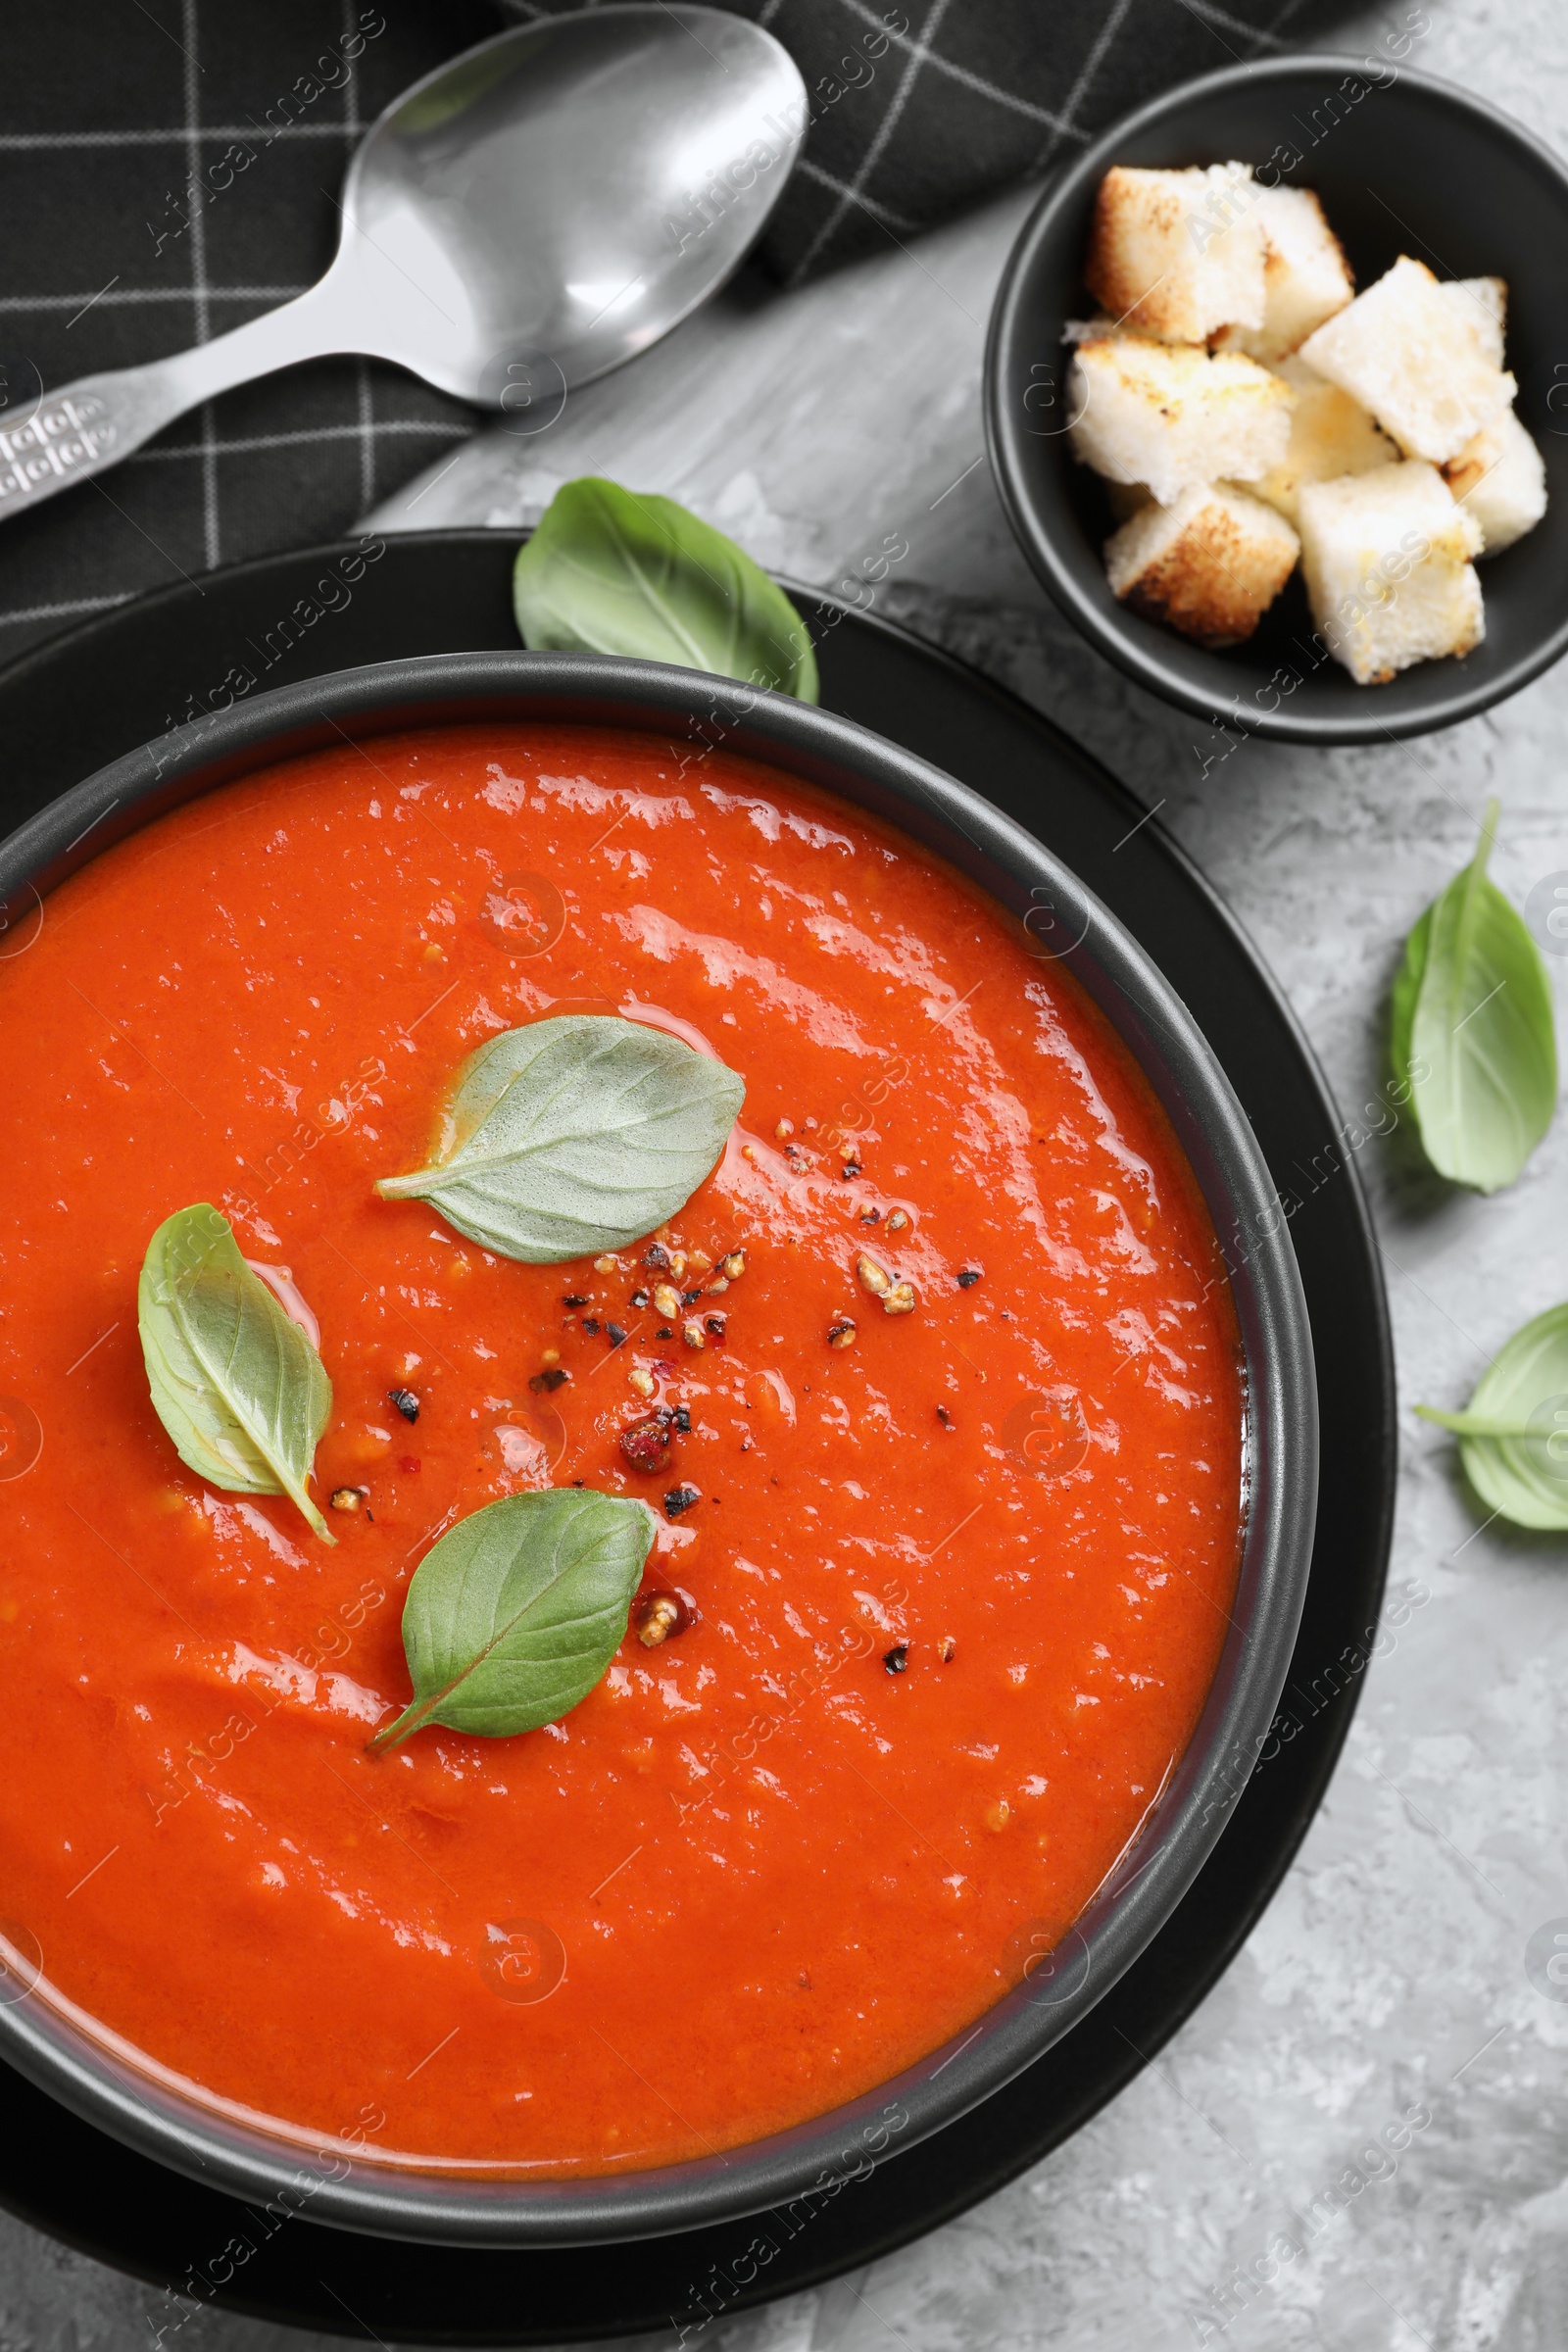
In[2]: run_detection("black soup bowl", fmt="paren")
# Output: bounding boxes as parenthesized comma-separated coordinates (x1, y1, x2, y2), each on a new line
(985, 56, 1568, 744)
(0, 652, 1317, 2244)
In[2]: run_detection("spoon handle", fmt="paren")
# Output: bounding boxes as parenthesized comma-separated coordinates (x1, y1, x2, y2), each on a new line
(0, 282, 343, 524)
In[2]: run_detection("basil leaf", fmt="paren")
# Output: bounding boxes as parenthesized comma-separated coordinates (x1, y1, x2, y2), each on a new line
(1416, 1300, 1568, 1530)
(375, 1014, 745, 1262)
(513, 475, 819, 702)
(1388, 904, 1430, 1102)
(368, 1489, 655, 1752)
(1391, 797, 1557, 1193)
(137, 1203, 334, 1543)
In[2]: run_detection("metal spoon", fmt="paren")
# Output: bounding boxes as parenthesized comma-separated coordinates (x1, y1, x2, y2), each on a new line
(0, 5, 805, 520)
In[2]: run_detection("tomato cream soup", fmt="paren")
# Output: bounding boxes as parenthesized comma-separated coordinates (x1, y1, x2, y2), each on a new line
(0, 723, 1244, 2173)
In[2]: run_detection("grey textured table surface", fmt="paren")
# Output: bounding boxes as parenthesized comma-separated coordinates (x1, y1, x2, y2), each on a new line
(8, 3, 1568, 2346)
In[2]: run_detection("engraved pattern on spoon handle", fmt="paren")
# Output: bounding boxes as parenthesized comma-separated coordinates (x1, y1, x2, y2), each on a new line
(0, 283, 343, 523)
(0, 368, 179, 517)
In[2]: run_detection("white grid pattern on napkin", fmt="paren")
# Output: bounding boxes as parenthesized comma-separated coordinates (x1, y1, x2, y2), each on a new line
(0, 0, 484, 656)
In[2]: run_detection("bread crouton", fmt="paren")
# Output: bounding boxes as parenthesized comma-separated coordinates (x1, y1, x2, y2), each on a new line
(1104, 483, 1300, 648)
(1250, 357, 1399, 524)
(1215, 186, 1353, 362)
(1085, 164, 1266, 342)
(1444, 407, 1547, 554)
(1442, 275, 1507, 369)
(1068, 336, 1294, 506)
(1298, 462, 1485, 684)
(1298, 255, 1515, 464)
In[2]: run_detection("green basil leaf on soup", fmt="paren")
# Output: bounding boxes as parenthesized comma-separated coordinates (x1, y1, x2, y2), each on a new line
(376, 1013, 744, 1262)
(513, 475, 819, 702)
(1391, 796, 1556, 1193)
(368, 1489, 656, 1752)
(1416, 1299, 1568, 1531)
(138, 1203, 334, 1542)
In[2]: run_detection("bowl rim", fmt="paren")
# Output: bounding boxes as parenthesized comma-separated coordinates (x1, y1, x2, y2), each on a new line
(0, 649, 1317, 2244)
(983, 52, 1568, 745)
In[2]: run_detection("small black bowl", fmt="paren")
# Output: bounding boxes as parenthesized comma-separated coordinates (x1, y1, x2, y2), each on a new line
(985, 55, 1568, 744)
(0, 652, 1316, 2245)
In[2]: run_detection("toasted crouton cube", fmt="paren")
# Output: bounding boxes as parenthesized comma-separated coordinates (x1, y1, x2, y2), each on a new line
(1214, 186, 1353, 362)
(1444, 408, 1547, 554)
(1104, 483, 1300, 648)
(1298, 256, 1515, 464)
(1085, 164, 1266, 342)
(1298, 463, 1484, 684)
(1442, 275, 1507, 368)
(1068, 336, 1294, 506)
(1250, 357, 1399, 523)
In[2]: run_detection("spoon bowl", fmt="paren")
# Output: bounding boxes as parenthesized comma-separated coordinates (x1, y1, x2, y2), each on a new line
(0, 7, 805, 515)
(337, 7, 808, 407)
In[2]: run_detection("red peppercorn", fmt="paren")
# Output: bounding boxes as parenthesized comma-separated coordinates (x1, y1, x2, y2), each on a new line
(619, 1415, 671, 1475)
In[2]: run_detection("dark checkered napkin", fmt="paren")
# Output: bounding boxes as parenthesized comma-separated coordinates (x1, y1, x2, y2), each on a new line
(0, 0, 1359, 669)
(0, 1, 491, 664)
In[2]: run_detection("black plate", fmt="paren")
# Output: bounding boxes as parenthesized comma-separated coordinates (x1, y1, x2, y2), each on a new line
(0, 531, 1394, 2342)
